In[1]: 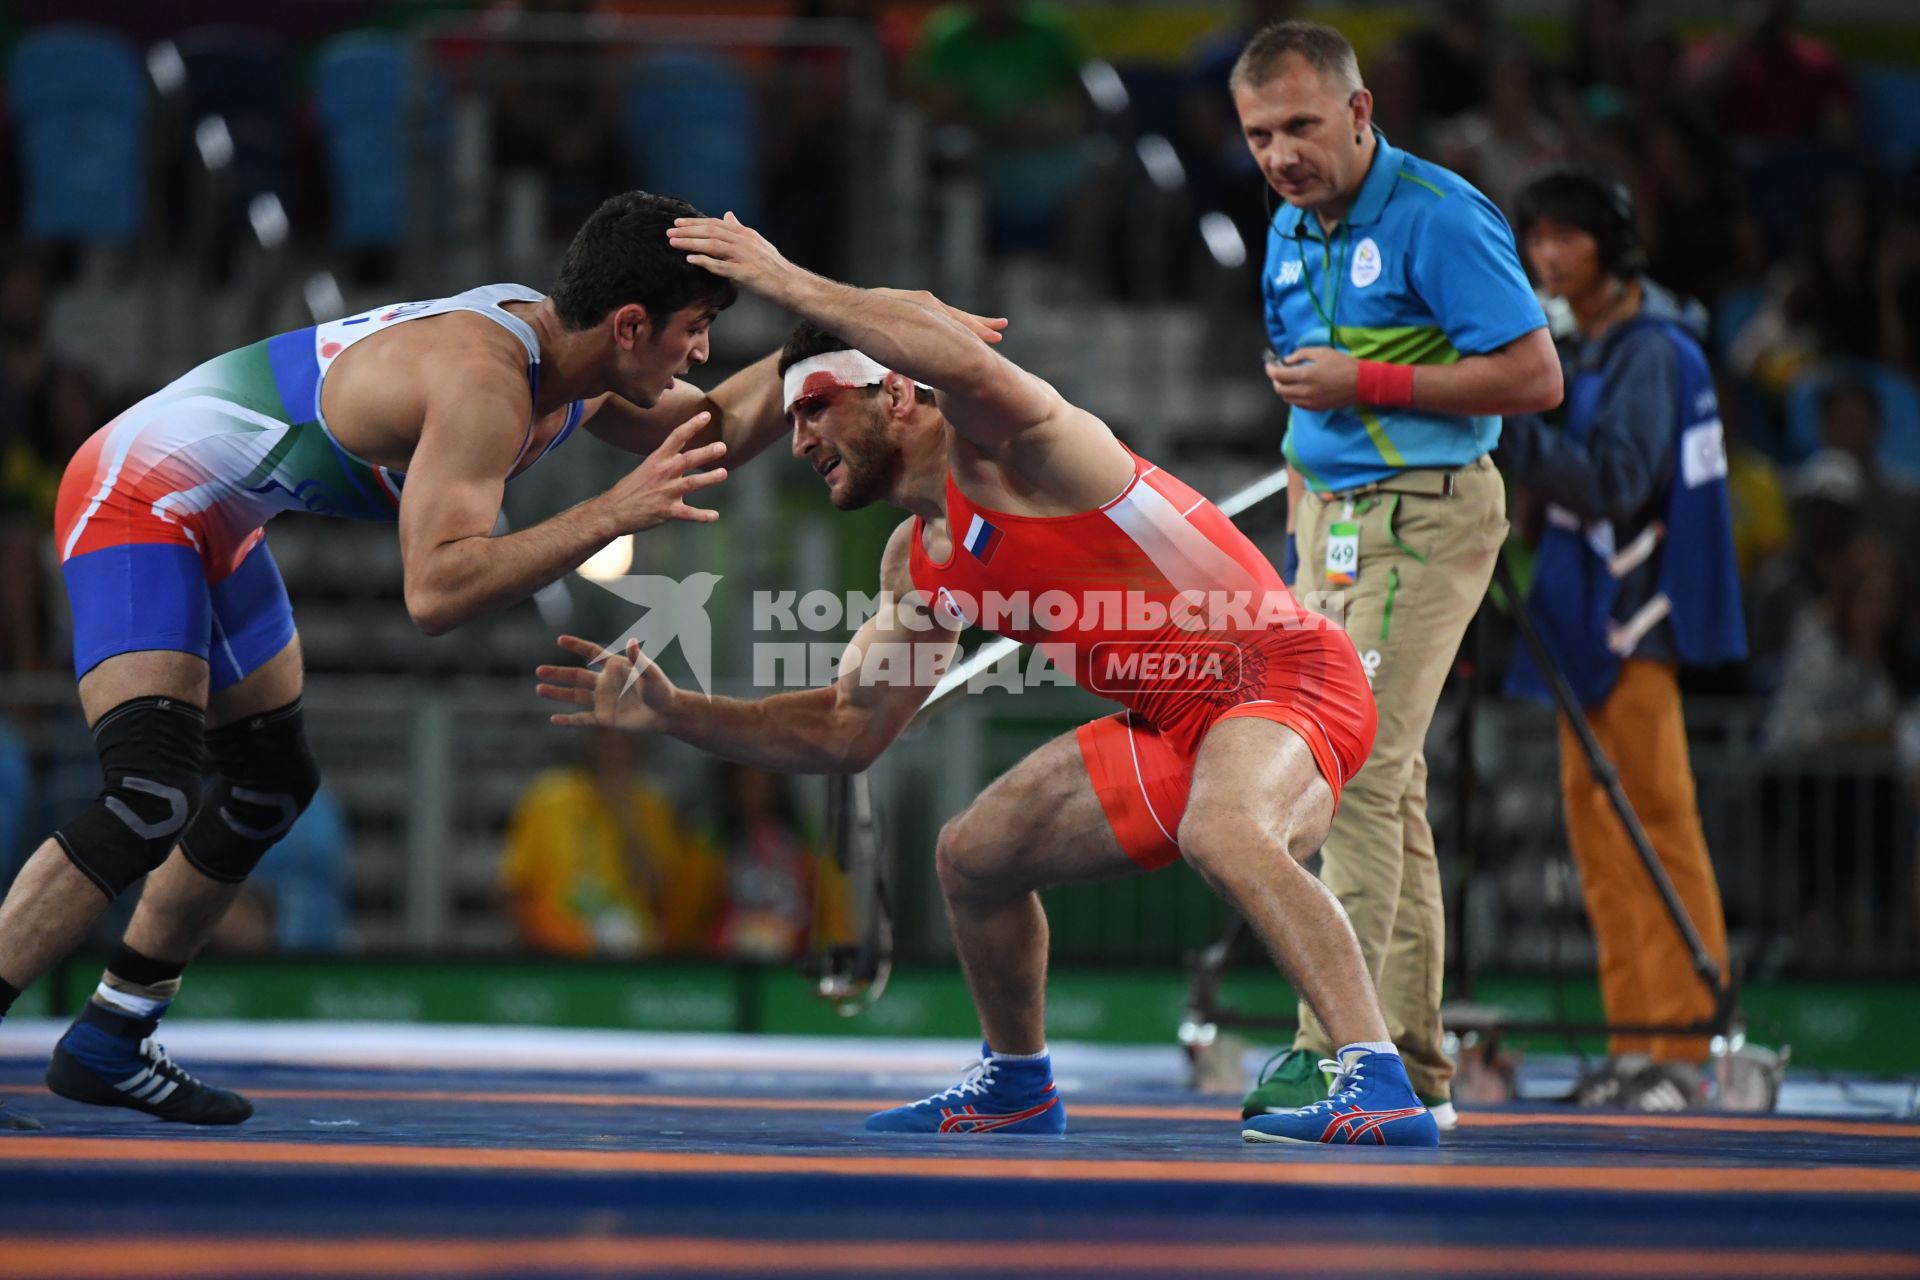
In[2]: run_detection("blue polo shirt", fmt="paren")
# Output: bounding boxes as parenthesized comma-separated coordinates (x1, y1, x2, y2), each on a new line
(1263, 132, 1545, 493)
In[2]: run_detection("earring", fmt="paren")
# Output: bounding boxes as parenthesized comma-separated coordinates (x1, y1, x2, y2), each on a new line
(1355, 133, 1363, 144)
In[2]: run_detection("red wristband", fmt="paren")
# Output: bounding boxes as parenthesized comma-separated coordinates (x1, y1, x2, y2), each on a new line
(1356, 360, 1415, 409)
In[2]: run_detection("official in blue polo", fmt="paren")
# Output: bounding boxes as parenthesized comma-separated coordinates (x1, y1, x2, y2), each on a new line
(1229, 19, 1562, 1130)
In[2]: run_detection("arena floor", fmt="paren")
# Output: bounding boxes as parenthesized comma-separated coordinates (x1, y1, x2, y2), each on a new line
(1, 1023, 1917, 1278)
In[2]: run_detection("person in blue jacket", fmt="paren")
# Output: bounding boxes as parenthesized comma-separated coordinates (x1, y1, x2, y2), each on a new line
(1500, 167, 1746, 1112)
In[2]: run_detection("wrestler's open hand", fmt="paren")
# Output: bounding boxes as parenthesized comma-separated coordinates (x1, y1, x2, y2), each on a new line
(668, 213, 800, 300)
(669, 217, 1008, 346)
(870, 287, 1009, 346)
(599, 411, 727, 530)
(536, 635, 679, 733)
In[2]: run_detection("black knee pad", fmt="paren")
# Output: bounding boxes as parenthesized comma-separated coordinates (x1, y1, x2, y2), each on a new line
(179, 698, 320, 883)
(54, 696, 206, 901)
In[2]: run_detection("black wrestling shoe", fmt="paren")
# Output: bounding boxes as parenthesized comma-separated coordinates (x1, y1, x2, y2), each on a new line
(46, 1002, 252, 1125)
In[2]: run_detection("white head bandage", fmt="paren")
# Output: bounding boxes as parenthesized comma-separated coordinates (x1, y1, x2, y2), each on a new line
(783, 349, 932, 414)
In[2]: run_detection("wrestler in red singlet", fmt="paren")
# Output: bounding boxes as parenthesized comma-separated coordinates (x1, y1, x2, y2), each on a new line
(907, 451, 1374, 870)
(539, 210, 1437, 1148)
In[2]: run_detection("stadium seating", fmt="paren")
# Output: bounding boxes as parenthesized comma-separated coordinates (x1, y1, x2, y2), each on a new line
(1783, 360, 1920, 473)
(621, 49, 761, 228)
(314, 31, 411, 249)
(1856, 66, 1920, 172)
(5, 24, 147, 243)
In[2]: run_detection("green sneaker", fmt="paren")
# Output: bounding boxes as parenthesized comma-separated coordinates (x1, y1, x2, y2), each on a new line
(1239, 1048, 1336, 1119)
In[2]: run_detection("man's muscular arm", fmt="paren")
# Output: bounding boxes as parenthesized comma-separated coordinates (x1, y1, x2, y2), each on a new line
(664, 216, 1045, 449)
(536, 520, 958, 771)
(579, 350, 790, 464)
(399, 356, 727, 636)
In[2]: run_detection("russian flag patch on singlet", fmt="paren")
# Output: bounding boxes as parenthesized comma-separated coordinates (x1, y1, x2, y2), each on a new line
(962, 513, 1005, 564)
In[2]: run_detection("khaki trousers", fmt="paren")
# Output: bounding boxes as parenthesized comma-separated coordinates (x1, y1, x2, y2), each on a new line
(1559, 659, 1729, 1063)
(1291, 455, 1506, 1100)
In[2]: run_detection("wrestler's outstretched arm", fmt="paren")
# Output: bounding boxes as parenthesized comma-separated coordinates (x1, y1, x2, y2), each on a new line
(534, 520, 957, 772)
(666, 215, 1068, 452)
(579, 349, 790, 464)
(401, 350, 727, 636)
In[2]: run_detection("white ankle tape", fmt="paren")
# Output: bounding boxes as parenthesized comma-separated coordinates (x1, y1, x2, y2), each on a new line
(989, 1047, 1049, 1063)
(93, 984, 168, 1019)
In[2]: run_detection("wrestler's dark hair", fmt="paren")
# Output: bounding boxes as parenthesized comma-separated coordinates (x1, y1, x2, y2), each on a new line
(550, 191, 738, 332)
(779, 321, 937, 406)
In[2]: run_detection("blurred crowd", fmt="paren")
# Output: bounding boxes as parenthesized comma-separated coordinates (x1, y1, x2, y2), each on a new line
(2, 0, 1919, 957)
(500, 730, 842, 961)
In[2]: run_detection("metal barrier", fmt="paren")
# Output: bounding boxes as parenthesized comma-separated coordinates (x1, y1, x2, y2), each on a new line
(3, 669, 1913, 973)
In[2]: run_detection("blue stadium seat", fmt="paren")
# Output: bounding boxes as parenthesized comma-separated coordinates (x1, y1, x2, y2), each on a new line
(0, 715, 30, 886)
(1856, 67, 1920, 171)
(1784, 361, 1920, 473)
(5, 25, 147, 242)
(314, 31, 411, 248)
(622, 50, 760, 227)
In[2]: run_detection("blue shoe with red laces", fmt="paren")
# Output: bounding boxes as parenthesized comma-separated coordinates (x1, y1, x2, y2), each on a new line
(1241, 1048, 1438, 1147)
(865, 1044, 1066, 1135)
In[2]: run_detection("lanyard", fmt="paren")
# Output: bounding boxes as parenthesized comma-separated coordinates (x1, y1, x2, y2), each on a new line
(1296, 221, 1350, 351)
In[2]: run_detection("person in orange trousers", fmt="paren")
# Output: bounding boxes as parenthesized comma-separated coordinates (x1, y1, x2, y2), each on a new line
(1499, 168, 1746, 1111)
(1557, 661, 1731, 1102)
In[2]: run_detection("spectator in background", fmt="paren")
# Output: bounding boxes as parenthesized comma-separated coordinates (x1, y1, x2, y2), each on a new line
(1763, 535, 1912, 950)
(1360, 40, 1439, 163)
(911, 0, 1103, 271)
(710, 762, 817, 960)
(1733, 184, 1884, 389)
(1436, 42, 1566, 216)
(762, 0, 914, 281)
(1686, 0, 1855, 147)
(1765, 536, 1906, 755)
(486, 0, 627, 237)
(1398, 0, 1502, 121)
(0, 249, 53, 671)
(1637, 111, 1764, 309)
(1874, 191, 1920, 380)
(0, 251, 98, 673)
(1182, 0, 1299, 250)
(1817, 380, 1920, 565)
(1500, 167, 1743, 1111)
(1718, 375, 1792, 585)
(1747, 451, 1868, 684)
(1565, 0, 1641, 106)
(501, 727, 721, 956)
(1621, 26, 1689, 120)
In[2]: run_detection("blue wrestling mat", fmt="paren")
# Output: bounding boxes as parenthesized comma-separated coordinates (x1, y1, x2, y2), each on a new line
(1, 1024, 1917, 1277)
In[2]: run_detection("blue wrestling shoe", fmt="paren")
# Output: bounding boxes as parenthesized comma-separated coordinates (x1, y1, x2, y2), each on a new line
(46, 1002, 252, 1125)
(0, 1099, 41, 1130)
(1241, 1048, 1438, 1147)
(866, 1044, 1066, 1134)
